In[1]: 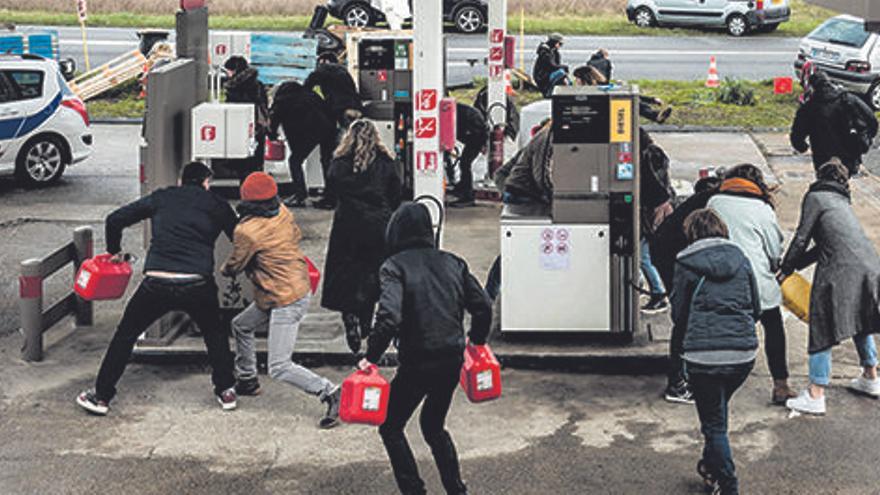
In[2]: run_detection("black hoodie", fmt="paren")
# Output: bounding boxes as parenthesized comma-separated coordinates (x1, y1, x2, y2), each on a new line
(365, 203, 492, 365)
(532, 42, 565, 93)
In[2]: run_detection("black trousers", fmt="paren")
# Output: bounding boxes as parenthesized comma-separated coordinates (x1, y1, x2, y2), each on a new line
(640, 101, 661, 122)
(95, 277, 236, 402)
(286, 134, 335, 200)
(455, 140, 482, 200)
(379, 358, 467, 495)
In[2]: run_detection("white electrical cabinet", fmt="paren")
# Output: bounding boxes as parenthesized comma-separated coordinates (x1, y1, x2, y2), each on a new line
(209, 31, 252, 68)
(192, 103, 255, 159)
(501, 219, 611, 332)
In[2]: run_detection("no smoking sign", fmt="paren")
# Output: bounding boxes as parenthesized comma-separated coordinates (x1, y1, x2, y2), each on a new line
(415, 117, 437, 139)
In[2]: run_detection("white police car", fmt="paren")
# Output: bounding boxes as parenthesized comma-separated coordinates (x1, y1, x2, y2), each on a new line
(0, 54, 92, 186)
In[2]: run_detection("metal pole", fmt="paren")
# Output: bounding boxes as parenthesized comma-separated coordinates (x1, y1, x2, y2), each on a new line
(20, 259, 43, 362)
(487, 0, 508, 128)
(73, 226, 94, 327)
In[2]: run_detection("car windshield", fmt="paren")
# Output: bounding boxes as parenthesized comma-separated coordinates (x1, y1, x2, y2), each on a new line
(809, 18, 871, 48)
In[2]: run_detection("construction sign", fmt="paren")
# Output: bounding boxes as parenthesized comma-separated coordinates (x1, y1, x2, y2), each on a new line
(77, 0, 87, 22)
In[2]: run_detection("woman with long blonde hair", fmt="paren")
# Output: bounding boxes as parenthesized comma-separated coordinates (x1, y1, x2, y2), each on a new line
(321, 120, 402, 354)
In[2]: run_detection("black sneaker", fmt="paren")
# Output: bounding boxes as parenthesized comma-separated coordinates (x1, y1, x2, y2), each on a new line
(283, 195, 307, 208)
(312, 198, 336, 210)
(235, 377, 262, 396)
(76, 389, 109, 416)
(217, 388, 238, 411)
(664, 381, 695, 405)
(319, 386, 342, 429)
(641, 295, 669, 314)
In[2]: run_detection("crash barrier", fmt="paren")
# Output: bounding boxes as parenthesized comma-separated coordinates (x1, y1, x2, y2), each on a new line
(209, 32, 318, 86)
(19, 226, 94, 362)
(68, 44, 174, 101)
(0, 31, 59, 60)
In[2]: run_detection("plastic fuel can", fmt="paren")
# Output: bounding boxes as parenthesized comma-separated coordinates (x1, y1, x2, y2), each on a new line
(74, 254, 133, 301)
(460, 344, 502, 403)
(304, 256, 321, 295)
(339, 365, 390, 425)
(264, 138, 286, 161)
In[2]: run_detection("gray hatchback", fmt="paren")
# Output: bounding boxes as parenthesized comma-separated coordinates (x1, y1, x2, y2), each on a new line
(626, 0, 791, 36)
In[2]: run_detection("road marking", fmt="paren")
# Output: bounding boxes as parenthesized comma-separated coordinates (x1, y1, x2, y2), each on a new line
(448, 48, 792, 57)
(60, 39, 139, 47)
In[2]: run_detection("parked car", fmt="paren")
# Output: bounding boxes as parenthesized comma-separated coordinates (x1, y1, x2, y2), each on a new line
(626, 0, 791, 37)
(326, 0, 487, 34)
(795, 15, 880, 109)
(0, 54, 92, 187)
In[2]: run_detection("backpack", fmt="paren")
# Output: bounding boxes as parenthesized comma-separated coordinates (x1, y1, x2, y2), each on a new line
(840, 93, 877, 155)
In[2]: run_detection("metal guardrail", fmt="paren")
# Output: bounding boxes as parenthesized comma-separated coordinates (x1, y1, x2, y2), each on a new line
(19, 226, 94, 362)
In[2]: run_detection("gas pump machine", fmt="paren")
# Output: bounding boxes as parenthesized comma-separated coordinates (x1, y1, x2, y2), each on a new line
(500, 85, 640, 335)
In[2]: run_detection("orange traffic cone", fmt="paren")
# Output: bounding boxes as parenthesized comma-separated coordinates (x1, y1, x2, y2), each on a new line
(706, 56, 720, 88)
(505, 71, 516, 96)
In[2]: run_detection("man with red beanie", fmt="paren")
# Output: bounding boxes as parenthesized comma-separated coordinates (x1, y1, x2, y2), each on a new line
(222, 172, 342, 429)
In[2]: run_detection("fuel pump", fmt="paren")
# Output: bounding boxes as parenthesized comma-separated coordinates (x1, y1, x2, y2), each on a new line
(500, 85, 640, 335)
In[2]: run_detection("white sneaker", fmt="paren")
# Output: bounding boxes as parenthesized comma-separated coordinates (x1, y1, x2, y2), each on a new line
(848, 376, 880, 398)
(786, 389, 826, 415)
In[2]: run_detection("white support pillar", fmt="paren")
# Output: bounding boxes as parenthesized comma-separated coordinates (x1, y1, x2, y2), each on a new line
(487, 0, 508, 128)
(413, 0, 446, 238)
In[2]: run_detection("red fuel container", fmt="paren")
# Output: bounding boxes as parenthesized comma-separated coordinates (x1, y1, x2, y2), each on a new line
(339, 365, 391, 426)
(304, 256, 321, 295)
(460, 344, 502, 403)
(265, 138, 286, 161)
(74, 254, 133, 301)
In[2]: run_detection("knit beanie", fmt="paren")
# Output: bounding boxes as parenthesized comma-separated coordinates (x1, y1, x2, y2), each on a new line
(240, 172, 278, 201)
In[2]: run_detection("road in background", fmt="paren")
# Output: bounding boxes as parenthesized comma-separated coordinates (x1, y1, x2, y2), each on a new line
(17, 25, 801, 85)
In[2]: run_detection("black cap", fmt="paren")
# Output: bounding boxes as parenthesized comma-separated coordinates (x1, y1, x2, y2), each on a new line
(181, 161, 213, 185)
(224, 55, 249, 73)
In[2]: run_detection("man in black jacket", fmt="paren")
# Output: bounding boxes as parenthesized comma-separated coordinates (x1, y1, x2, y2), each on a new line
(532, 33, 568, 98)
(586, 48, 612, 81)
(304, 52, 363, 129)
(269, 80, 338, 207)
(76, 162, 239, 416)
(223, 56, 269, 181)
(448, 103, 490, 207)
(360, 203, 491, 495)
(791, 71, 878, 176)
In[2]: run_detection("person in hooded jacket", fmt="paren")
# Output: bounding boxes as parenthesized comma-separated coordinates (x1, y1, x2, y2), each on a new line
(322, 120, 402, 354)
(782, 159, 880, 416)
(790, 71, 878, 177)
(304, 52, 363, 129)
(533, 33, 568, 98)
(447, 103, 490, 207)
(359, 202, 492, 495)
(473, 85, 520, 142)
(672, 208, 760, 495)
(222, 172, 341, 429)
(586, 48, 612, 81)
(640, 130, 675, 314)
(707, 164, 795, 405)
(223, 56, 269, 182)
(268, 80, 338, 207)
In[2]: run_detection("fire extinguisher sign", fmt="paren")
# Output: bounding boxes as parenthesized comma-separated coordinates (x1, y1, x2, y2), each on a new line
(417, 151, 439, 175)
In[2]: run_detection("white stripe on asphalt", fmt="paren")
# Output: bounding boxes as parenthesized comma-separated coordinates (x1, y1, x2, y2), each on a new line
(59, 39, 139, 47)
(449, 48, 792, 56)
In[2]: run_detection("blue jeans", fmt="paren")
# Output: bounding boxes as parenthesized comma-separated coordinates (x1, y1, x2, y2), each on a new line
(689, 362, 753, 495)
(809, 334, 878, 386)
(640, 238, 666, 296)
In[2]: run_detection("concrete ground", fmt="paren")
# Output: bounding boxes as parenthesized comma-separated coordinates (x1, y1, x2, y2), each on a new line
(2, 125, 880, 494)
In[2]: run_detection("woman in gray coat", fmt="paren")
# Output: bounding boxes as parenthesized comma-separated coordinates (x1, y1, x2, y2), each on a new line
(781, 160, 880, 415)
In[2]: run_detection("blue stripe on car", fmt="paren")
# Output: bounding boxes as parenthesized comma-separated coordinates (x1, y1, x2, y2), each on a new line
(0, 91, 62, 140)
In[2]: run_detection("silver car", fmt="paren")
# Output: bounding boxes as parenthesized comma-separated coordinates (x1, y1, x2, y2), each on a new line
(626, 0, 791, 37)
(795, 15, 880, 109)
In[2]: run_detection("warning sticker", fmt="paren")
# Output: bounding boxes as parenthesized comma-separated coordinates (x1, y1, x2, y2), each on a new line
(540, 228, 572, 271)
(489, 64, 504, 81)
(476, 370, 494, 391)
(416, 151, 439, 174)
(415, 117, 437, 139)
(362, 387, 381, 411)
(490, 46, 504, 62)
(416, 89, 438, 111)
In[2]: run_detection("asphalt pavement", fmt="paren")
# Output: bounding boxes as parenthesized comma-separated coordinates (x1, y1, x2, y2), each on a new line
(15, 25, 802, 84)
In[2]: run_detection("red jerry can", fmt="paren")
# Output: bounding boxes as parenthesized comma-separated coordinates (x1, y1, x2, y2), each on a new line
(74, 254, 133, 301)
(339, 365, 391, 425)
(265, 138, 286, 161)
(460, 344, 502, 403)
(303, 256, 321, 295)
(774, 77, 793, 95)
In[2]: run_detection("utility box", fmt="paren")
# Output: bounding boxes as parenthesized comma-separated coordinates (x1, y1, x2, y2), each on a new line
(500, 85, 640, 336)
(191, 103, 255, 159)
(208, 31, 252, 68)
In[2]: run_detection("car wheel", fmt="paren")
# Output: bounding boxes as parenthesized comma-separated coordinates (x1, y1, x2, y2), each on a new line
(869, 82, 880, 111)
(634, 7, 656, 28)
(727, 14, 748, 37)
(15, 136, 67, 187)
(343, 3, 373, 28)
(454, 6, 485, 34)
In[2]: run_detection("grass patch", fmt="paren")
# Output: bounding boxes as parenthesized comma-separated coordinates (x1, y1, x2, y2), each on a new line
(5, 0, 834, 36)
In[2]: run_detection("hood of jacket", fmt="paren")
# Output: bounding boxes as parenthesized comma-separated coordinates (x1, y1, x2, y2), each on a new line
(811, 76, 843, 104)
(677, 238, 746, 281)
(226, 67, 259, 92)
(385, 203, 435, 255)
(536, 42, 554, 57)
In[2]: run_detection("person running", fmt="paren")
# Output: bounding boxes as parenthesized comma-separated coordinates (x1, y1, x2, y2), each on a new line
(223, 56, 270, 182)
(707, 164, 795, 405)
(533, 33, 568, 98)
(322, 120, 402, 354)
(222, 172, 342, 429)
(360, 202, 492, 495)
(782, 160, 880, 415)
(672, 209, 760, 495)
(268, 80, 337, 208)
(77, 162, 239, 415)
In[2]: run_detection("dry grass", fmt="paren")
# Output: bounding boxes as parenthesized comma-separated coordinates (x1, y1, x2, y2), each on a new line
(0, 0, 625, 16)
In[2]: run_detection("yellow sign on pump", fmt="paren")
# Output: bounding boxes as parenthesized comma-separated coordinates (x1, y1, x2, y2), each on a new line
(609, 99, 632, 143)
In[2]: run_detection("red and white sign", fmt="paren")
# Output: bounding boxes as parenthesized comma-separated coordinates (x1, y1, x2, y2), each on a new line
(490, 28, 504, 44)
(416, 89, 438, 111)
(215, 44, 228, 56)
(415, 117, 437, 139)
(77, 0, 88, 22)
(556, 229, 569, 242)
(490, 46, 504, 62)
(542, 229, 554, 242)
(416, 151, 439, 173)
(200, 125, 217, 142)
(489, 64, 504, 81)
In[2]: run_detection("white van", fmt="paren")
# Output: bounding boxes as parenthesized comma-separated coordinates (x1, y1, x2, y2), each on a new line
(626, 0, 791, 36)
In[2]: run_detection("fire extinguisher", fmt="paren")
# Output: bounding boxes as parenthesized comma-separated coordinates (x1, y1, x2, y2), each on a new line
(487, 102, 506, 177)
